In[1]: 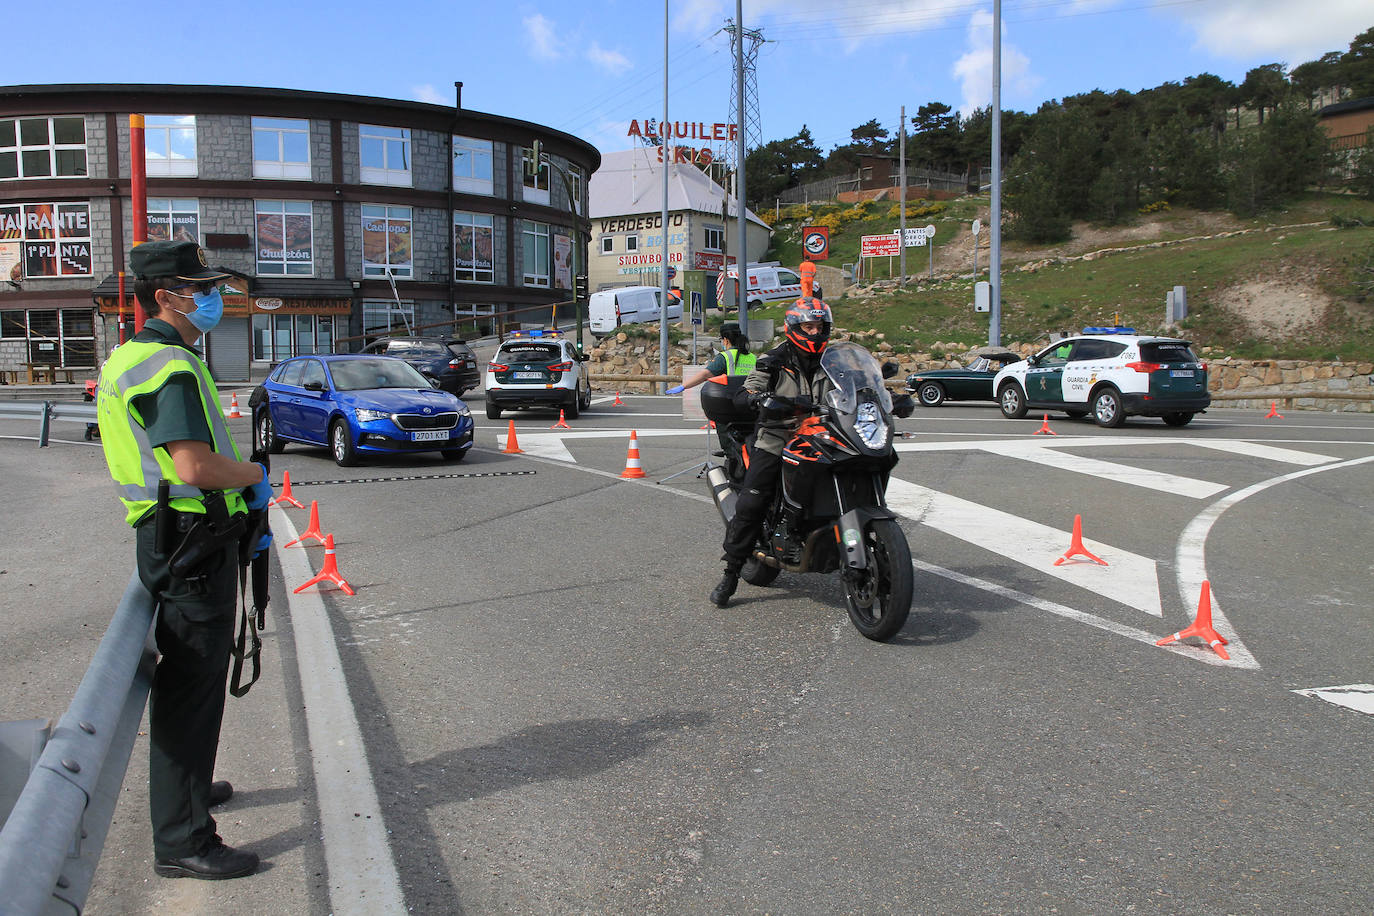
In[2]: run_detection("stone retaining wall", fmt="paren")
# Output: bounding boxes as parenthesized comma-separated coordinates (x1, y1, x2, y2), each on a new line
(588, 331, 1374, 411)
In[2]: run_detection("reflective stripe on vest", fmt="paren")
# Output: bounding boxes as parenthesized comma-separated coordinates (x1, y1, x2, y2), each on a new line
(98, 340, 246, 526)
(723, 349, 757, 376)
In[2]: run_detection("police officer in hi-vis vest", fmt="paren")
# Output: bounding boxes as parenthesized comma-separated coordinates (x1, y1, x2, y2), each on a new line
(97, 240, 272, 880)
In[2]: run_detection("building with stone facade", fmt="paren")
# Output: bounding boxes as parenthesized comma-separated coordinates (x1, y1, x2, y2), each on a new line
(588, 147, 770, 311)
(0, 84, 599, 380)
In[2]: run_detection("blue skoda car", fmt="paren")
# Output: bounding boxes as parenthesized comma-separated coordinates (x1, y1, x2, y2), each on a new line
(250, 354, 474, 466)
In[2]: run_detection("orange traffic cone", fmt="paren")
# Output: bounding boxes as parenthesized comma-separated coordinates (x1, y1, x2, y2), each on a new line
(613, 392, 624, 406)
(283, 500, 327, 548)
(551, 409, 571, 429)
(269, 469, 305, 509)
(1264, 401, 1283, 419)
(502, 419, 523, 454)
(619, 430, 647, 479)
(292, 534, 354, 596)
(1033, 413, 1057, 435)
(1054, 514, 1108, 566)
(1156, 581, 1229, 660)
(227, 392, 242, 418)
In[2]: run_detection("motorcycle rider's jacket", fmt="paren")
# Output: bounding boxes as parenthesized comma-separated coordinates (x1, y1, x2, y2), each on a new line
(739, 341, 834, 456)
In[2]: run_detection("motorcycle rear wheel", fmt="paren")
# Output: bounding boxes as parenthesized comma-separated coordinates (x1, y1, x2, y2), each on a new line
(741, 557, 780, 586)
(843, 518, 913, 641)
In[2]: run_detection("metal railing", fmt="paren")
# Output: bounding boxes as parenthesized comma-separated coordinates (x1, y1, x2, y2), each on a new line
(0, 572, 157, 916)
(0, 402, 98, 447)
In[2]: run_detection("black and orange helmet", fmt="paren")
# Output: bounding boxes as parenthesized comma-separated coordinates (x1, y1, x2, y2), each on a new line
(784, 298, 832, 355)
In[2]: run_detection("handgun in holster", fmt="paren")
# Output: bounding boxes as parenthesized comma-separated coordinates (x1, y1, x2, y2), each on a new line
(166, 488, 247, 579)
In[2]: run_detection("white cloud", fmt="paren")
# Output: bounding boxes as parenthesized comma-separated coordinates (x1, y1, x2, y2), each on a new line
(524, 13, 561, 61)
(587, 43, 633, 76)
(952, 10, 1037, 116)
(1171, 0, 1369, 62)
(410, 84, 446, 105)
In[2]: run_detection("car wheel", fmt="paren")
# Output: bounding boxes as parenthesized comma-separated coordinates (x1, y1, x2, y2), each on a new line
(486, 400, 502, 420)
(330, 419, 359, 467)
(1091, 388, 1125, 428)
(748, 299, 762, 311)
(917, 381, 946, 407)
(998, 383, 1028, 419)
(565, 392, 580, 420)
(1162, 411, 1194, 427)
(579, 381, 592, 411)
(255, 409, 285, 454)
(441, 446, 468, 461)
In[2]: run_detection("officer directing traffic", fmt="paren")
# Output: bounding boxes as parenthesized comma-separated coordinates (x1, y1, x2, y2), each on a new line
(96, 240, 273, 880)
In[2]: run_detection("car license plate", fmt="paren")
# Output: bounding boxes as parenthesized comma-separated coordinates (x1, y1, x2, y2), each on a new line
(514, 371, 543, 380)
(1170, 369, 1194, 377)
(412, 430, 447, 442)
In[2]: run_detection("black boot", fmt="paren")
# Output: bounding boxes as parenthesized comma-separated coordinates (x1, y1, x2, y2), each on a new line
(710, 571, 739, 608)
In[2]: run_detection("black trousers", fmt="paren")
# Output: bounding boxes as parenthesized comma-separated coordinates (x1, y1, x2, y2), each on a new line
(721, 447, 782, 573)
(135, 521, 239, 859)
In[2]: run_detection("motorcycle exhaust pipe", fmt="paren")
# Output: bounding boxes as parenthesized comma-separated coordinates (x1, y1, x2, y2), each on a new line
(706, 464, 737, 525)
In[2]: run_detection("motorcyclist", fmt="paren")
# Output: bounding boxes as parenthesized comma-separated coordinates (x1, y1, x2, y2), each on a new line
(711, 288, 835, 608)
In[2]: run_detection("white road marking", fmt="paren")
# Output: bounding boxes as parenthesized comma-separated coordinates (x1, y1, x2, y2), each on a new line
(1184, 439, 1335, 465)
(270, 507, 407, 915)
(886, 479, 1164, 617)
(979, 440, 1226, 498)
(1174, 454, 1374, 670)
(1292, 684, 1374, 716)
(498, 426, 712, 463)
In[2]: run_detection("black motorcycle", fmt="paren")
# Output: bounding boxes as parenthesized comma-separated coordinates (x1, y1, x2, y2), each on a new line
(701, 342, 916, 641)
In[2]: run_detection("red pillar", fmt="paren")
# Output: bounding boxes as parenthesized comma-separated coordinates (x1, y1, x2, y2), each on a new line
(129, 114, 147, 331)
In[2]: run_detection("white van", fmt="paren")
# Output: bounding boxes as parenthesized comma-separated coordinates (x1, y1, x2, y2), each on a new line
(722, 263, 821, 310)
(588, 285, 683, 335)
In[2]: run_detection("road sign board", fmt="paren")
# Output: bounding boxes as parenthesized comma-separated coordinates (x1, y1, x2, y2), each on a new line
(690, 290, 703, 325)
(972, 218, 981, 236)
(861, 234, 901, 258)
(901, 226, 936, 247)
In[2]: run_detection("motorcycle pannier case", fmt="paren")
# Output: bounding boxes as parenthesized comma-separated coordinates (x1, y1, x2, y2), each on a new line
(699, 376, 755, 424)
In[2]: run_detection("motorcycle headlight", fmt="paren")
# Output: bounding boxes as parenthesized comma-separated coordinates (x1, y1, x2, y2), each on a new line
(855, 400, 890, 449)
(355, 408, 391, 423)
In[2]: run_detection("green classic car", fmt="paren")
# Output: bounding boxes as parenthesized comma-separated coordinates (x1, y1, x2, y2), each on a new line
(904, 351, 1022, 407)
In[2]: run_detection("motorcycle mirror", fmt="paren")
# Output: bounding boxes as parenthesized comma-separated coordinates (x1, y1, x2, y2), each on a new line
(881, 361, 900, 379)
(892, 394, 916, 419)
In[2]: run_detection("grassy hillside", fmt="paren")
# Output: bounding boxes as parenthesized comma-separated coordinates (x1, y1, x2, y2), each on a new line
(754, 192, 1374, 361)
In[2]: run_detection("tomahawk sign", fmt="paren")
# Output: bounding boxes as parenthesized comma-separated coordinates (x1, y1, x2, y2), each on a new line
(899, 225, 937, 247)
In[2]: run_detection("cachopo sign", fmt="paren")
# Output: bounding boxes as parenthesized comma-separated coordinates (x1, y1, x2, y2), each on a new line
(801, 226, 829, 261)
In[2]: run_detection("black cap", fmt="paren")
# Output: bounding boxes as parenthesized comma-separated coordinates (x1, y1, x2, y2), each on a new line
(130, 240, 230, 282)
(721, 321, 742, 338)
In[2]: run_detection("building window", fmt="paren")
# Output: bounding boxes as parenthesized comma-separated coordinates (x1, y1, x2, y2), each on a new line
(0, 116, 86, 180)
(256, 201, 314, 276)
(600, 236, 613, 255)
(253, 117, 311, 179)
(146, 198, 200, 244)
(362, 298, 414, 338)
(252, 314, 333, 361)
(361, 204, 412, 278)
(522, 146, 549, 206)
(360, 125, 411, 186)
(704, 224, 724, 252)
(453, 211, 494, 283)
(1, 202, 92, 279)
(567, 164, 584, 215)
(0, 307, 96, 367)
(625, 234, 638, 253)
(453, 135, 493, 194)
(522, 220, 550, 288)
(144, 115, 197, 178)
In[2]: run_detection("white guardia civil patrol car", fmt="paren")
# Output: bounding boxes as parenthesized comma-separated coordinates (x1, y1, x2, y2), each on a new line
(992, 328, 1210, 428)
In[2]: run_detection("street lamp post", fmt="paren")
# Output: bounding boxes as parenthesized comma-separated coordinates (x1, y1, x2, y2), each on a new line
(534, 144, 590, 351)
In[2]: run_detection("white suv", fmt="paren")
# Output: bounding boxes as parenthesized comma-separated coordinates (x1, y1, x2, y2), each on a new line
(484, 330, 592, 420)
(992, 330, 1210, 428)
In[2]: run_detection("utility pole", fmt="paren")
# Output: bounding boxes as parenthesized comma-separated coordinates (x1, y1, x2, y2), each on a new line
(899, 105, 907, 284)
(734, 0, 748, 327)
(659, 0, 671, 390)
(989, 0, 1003, 348)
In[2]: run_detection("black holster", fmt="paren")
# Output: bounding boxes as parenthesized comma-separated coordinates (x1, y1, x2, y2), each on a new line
(166, 489, 247, 578)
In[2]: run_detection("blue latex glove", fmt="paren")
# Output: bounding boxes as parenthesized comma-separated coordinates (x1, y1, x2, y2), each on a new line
(244, 463, 272, 511)
(253, 531, 273, 559)
(666, 384, 685, 395)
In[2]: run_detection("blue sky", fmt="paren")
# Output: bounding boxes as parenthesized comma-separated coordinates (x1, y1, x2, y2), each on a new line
(8, 1, 1369, 159)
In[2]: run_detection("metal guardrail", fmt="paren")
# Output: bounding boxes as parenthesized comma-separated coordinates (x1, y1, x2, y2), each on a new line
(0, 572, 157, 916)
(0, 402, 98, 447)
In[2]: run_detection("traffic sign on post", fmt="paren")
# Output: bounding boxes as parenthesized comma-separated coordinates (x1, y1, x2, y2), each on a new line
(901, 225, 936, 247)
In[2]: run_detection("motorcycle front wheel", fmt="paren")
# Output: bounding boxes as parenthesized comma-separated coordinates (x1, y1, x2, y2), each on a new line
(843, 518, 913, 641)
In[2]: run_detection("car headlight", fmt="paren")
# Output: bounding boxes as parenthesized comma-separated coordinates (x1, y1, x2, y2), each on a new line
(355, 408, 391, 423)
(456, 403, 471, 418)
(855, 400, 890, 449)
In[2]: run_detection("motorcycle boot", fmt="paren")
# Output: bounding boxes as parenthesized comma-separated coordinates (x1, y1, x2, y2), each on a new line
(711, 560, 742, 607)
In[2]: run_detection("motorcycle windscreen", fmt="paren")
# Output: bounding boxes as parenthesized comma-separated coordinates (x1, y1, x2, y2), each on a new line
(821, 342, 894, 415)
